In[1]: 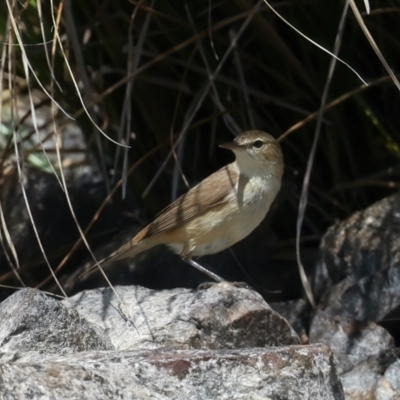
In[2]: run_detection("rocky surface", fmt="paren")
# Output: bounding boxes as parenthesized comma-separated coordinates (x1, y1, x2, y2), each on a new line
(0, 288, 113, 362)
(270, 298, 309, 343)
(0, 285, 344, 399)
(313, 191, 400, 322)
(62, 282, 300, 351)
(310, 192, 400, 399)
(0, 346, 343, 400)
(309, 310, 395, 375)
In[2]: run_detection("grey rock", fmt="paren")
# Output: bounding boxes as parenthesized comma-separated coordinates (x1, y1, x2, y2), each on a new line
(63, 282, 300, 350)
(309, 309, 395, 375)
(341, 365, 400, 400)
(270, 298, 309, 343)
(341, 367, 381, 400)
(0, 288, 113, 361)
(0, 345, 344, 400)
(313, 191, 400, 321)
(310, 193, 400, 398)
(385, 359, 400, 392)
(375, 376, 400, 400)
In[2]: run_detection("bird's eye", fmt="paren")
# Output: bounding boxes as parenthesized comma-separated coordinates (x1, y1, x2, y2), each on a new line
(253, 140, 264, 149)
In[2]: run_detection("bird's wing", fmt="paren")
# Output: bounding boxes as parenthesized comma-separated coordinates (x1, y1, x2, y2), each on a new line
(143, 163, 239, 238)
(80, 163, 239, 279)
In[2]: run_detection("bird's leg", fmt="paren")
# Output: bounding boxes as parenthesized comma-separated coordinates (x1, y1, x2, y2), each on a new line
(181, 256, 225, 283)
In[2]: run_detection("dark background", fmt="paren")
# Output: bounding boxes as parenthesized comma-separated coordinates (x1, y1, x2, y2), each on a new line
(0, 1, 399, 303)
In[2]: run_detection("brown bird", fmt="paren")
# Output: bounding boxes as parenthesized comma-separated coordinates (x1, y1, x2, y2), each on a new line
(82, 130, 284, 282)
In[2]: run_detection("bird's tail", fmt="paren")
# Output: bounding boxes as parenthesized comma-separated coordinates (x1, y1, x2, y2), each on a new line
(79, 227, 161, 279)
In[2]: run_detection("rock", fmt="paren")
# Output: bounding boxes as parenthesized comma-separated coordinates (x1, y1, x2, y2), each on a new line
(63, 282, 300, 350)
(310, 193, 400, 399)
(0, 345, 344, 400)
(384, 359, 400, 392)
(375, 375, 400, 400)
(341, 365, 400, 400)
(309, 309, 395, 375)
(341, 367, 381, 400)
(0, 285, 341, 398)
(313, 191, 400, 321)
(0, 288, 113, 361)
(270, 298, 309, 343)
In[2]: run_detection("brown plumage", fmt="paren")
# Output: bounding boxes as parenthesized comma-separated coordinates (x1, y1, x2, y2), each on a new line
(81, 130, 283, 281)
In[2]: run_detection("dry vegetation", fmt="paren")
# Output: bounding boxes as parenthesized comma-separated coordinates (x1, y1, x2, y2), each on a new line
(0, 0, 400, 300)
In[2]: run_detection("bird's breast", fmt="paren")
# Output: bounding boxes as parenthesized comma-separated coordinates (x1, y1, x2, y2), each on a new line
(167, 173, 281, 257)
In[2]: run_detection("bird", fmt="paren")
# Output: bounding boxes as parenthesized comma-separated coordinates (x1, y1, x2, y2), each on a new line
(81, 130, 284, 282)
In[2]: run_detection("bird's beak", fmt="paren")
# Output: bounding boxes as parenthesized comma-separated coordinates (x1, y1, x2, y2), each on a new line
(219, 141, 245, 151)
